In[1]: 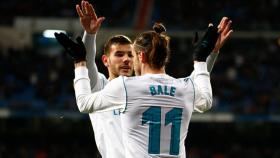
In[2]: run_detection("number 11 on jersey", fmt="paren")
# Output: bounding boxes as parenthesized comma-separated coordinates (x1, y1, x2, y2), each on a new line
(142, 106, 183, 155)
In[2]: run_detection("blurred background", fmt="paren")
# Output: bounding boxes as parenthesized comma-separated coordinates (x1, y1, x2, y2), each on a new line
(0, 0, 280, 157)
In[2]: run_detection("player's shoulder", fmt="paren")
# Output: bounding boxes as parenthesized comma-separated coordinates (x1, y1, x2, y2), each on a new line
(103, 76, 127, 92)
(98, 72, 108, 81)
(121, 75, 163, 87)
(170, 76, 195, 91)
(97, 72, 109, 86)
(122, 75, 143, 82)
(98, 72, 107, 79)
(122, 74, 191, 86)
(177, 76, 193, 84)
(110, 75, 137, 87)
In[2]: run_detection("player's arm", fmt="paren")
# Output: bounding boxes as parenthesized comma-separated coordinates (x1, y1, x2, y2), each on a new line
(193, 17, 233, 112)
(189, 52, 218, 78)
(190, 24, 219, 112)
(189, 17, 233, 78)
(54, 32, 125, 113)
(74, 63, 126, 113)
(192, 62, 212, 113)
(76, 0, 105, 91)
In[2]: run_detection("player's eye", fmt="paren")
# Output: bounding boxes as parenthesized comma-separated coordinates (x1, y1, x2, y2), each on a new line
(128, 52, 134, 58)
(115, 51, 125, 57)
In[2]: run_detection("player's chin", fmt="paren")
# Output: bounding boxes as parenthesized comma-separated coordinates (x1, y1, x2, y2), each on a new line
(120, 69, 133, 77)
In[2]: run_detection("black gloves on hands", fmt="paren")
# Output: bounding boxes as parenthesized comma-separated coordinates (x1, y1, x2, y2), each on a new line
(54, 32, 86, 63)
(192, 25, 219, 62)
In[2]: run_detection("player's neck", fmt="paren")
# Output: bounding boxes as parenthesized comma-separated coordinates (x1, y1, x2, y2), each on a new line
(141, 65, 165, 75)
(108, 72, 118, 81)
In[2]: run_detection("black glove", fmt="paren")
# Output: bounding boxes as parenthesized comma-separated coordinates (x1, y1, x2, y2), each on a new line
(54, 32, 86, 63)
(192, 25, 219, 61)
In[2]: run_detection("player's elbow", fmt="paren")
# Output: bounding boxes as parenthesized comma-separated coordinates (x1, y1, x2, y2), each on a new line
(203, 92, 213, 111)
(76, 95, 92, 113)
(202, 90, 213, 112)
(195, 95, 212, 113)
(201, 99, 212, 112)
(204, 97, 212, 111)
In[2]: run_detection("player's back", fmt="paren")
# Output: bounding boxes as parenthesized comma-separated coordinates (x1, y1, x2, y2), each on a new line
(121, 74, 195, 158)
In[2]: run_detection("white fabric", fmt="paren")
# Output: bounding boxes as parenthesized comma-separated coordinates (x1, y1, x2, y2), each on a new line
(81, 31, 218, 158)
(82, 32, 125, 158)
(74, 62, 212, 158)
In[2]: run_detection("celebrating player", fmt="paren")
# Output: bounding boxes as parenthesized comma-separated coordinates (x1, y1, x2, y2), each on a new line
(73, 22, 214, 157)
(65, 1, 230, 158)
(70, 0, 233, 157)
(55, 18, 232, 157)
(76, 1, 133, 157)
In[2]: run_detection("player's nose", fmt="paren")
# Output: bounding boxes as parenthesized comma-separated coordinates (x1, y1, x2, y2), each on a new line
(123, 54, 132, 63)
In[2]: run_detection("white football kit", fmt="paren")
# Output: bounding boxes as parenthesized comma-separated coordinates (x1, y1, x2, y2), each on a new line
(82, 33, 124, 158)
(74, 62, 212, 158)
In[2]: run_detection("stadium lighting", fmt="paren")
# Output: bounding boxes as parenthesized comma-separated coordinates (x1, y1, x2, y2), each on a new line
(43, 29, 66, 38)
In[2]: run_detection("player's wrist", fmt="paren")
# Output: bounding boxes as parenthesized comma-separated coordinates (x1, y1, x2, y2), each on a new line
(212, 48, 220, 53)
(74, 65, 89, 79)
(194, 62, 207, 72)
(74, 61, 87, 68)
(84, 28, 97, 35)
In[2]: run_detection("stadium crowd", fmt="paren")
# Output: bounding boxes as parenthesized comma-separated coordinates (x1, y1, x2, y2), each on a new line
(1, 0, 279, 114)
(0, 0, 279, 30)
(1, 37, 279, 115)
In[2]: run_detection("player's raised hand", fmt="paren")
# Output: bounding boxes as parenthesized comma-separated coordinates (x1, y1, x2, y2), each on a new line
(76, 0, 105, 34)
(212, 17, 233, 53)
(54, 32, 86, 63)
(192, 24, 219, 62)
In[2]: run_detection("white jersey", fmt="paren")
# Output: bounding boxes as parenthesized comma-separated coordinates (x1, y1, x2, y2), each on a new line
(82, 33, 124, 158)
(88, 73, 124, 158)
(74, 62, 212, 158)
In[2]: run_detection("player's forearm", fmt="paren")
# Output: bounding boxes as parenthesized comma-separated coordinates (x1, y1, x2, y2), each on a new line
(206, 52, 219, 73)
(189, 52, 219, 79)
(193, 62, 213, 112)
(73, 66, 94, 113)
(82, 31, 100, 91)
(74, 66, 123, 113)
(83, 31, 97, 59)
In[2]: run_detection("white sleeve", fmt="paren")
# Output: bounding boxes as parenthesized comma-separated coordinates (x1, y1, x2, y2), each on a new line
(189, 52, 219, 79)
(206, 52, 219, 73)
(82, 32, 104, 92)
(73, 67, 126, 113)
(193, 62, 212, 113)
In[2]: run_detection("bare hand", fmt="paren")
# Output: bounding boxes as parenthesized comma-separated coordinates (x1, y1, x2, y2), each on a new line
(212, 17, 233, 53)
(76, 0, 105, 34)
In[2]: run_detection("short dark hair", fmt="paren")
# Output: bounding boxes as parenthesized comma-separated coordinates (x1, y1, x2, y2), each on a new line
(104, 35, 132, 55)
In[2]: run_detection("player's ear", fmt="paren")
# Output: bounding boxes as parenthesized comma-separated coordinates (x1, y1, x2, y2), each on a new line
(139, 52, 146, 63)
(102, 54, 109, 67)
